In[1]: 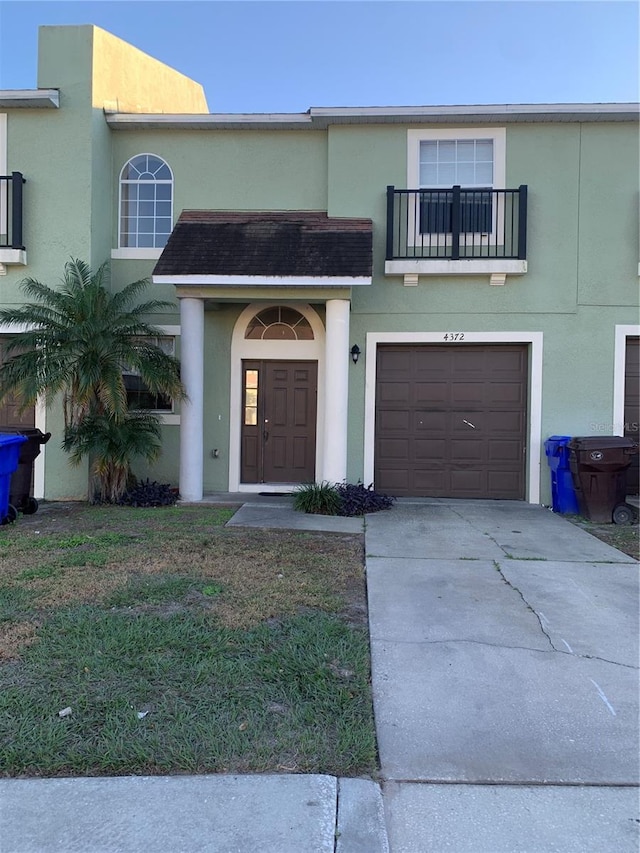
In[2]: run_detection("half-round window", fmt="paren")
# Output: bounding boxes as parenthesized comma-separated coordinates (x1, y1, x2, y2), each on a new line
(245, 307, 314, 340)
(119, 154, 173, 249)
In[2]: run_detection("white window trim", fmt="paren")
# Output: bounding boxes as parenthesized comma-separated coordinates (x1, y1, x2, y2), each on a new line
(613, 325, 640, 436)
(362, 330, 543, 504)
(406, 127, 507, 251)
(408, 127, 506, 190)
(125, 326, 181, 425)
(117, 153, 173, 251)
(228, 303, 325, 492)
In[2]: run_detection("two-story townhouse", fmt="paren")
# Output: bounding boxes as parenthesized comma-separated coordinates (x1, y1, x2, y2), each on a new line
(1, 25, 638, 506)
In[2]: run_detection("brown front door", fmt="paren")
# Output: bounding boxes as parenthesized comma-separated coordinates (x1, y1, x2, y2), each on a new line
(375, 344, 528, 499)
(241, 360, 317, 484)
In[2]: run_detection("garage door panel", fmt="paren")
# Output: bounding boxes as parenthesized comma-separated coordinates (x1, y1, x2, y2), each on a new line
(378, 410, 411, 432)
(414, 439, 447, 460)
(451, 382, 485, 404)
(450, 439, 484, 461)
(414, 382, 448, 405)
(375, 344, 527, 499)
(488, 439, 522, 461)
(414, 411, 446, 432)
(376, 469, 411, 492)
(378, 438, 410, 459)
(378, 382, 411, 404)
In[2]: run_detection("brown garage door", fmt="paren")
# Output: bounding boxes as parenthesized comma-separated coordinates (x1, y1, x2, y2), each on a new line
(0, 337, 35, 429)
(375, 344, 528, 499)
(624, 336, 639, 495)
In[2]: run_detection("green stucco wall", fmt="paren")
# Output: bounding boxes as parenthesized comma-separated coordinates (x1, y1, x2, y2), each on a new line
(2, 24, 637, 503)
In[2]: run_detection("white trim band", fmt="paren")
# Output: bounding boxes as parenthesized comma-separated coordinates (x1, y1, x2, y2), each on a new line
(154, 275, 371, 287)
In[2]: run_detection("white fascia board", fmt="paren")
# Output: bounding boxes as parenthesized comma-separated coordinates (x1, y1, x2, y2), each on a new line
(0, 90, 59, 108)
(152, 275, 371, 287)
(106, 113, 313, 130)
(310, 103, 640, 122)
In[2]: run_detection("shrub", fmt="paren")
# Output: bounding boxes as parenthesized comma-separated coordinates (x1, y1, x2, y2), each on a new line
(292, 481, 342, 515)
(117, 478, 178, 507)
(336, 481, 396, 517)
(293, 481, 395, 517)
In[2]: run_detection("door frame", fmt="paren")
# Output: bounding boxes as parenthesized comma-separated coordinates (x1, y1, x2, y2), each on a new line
(613, 325, 640, 436)
(229, 303, 325, 492)
(363, 331, 543, 503)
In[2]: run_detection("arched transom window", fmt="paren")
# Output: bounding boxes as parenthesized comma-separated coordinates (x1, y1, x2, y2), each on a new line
(119, 154, 173, 248)
(245, 307, 314, 340)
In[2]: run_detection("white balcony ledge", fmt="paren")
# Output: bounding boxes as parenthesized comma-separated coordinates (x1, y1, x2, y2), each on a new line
(0, 248, 27, 274)
(385, 258, 527, 286)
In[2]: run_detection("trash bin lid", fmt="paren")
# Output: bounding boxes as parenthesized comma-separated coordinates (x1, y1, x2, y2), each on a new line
(0, 434, 27, 448)
(568, 436, 638, 451)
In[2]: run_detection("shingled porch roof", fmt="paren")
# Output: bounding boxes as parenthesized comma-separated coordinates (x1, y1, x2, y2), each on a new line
(152, 210, 373, 282)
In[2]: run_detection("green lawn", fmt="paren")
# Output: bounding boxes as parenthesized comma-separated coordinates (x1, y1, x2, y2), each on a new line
(0, 504, 377, 778)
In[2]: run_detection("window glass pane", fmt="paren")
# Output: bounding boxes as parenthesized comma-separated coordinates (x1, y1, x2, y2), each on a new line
(137, 233, 154, 247)
(154, 163, 172, 180)
(475, 162, 493, 184)
(420, 141, 438, 163)
(437, 163, 456, 184)
(156, 184, 172, 200)
(138, 184, 156, 201)
(475, 140, 493, 161)
(438, 141, 456, 161)
(139, 201, 155, 217)
(156, 202, 172, 217)
(154, 233, 169, 249)
(245, 388, 258, 407)
(156, 217, 172, 234)
(244, 408, 257, 426)
(246, 370, 258, 388)
(420, 163, 438, 185)
(456, 163, 475, 184)
(456, 140, 475, 162)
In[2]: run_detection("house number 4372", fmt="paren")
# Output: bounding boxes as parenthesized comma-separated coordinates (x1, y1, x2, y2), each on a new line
(443, 333, 465, 341)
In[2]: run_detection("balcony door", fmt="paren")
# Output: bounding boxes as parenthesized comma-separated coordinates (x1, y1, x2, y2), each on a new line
(241, 360, 317, 484)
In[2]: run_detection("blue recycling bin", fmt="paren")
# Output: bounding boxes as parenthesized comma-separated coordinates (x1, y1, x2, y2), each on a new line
(545, 435, 579, 514)
(0, 433, 27, 524)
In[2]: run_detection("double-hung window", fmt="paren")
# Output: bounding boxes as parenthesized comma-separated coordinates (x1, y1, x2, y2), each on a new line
(119, 154, 173, 249)
(407, 128, 506, 241)
(123, 336, 175, 412)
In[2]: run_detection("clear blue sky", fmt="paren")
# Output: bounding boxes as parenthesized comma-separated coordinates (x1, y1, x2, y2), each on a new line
(0, 1, 637, 112)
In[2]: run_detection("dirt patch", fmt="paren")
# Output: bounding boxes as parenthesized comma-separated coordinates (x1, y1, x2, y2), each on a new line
(0, 502, 367, 652)
(567, 515, 639, 560)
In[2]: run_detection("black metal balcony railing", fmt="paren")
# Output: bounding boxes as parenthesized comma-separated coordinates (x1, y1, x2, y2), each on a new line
(386, 184, 527, 261)
(0, 172, 25, 250)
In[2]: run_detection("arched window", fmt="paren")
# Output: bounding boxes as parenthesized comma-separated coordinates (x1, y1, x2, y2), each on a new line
(119, 154, 173, 249)
(244, 307, 314, 340)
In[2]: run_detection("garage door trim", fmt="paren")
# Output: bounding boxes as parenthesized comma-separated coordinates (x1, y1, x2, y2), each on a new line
(363, 331, 543, 503)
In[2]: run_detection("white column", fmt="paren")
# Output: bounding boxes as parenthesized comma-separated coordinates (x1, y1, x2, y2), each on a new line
(323, 299, 350, 483)
(179, 297, 204, 501)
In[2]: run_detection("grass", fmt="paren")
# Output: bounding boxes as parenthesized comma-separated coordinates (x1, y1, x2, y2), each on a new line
(0, 503, 376, 778)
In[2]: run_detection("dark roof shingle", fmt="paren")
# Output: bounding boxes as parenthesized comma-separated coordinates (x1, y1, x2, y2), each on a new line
(153, 211, 372, 278)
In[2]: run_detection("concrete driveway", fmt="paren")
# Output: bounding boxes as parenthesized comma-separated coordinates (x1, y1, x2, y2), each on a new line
(366, 499, 639, 853)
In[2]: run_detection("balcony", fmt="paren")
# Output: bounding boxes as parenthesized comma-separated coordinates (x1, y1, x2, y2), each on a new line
(0, 172, 26, 272)
(385, 185, 528, 285)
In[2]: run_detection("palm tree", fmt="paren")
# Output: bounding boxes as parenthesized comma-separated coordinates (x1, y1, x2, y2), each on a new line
(0, 259, 185, 500)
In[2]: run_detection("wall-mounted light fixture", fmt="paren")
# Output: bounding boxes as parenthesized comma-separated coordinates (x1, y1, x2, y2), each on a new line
(350, 344, 361, 365)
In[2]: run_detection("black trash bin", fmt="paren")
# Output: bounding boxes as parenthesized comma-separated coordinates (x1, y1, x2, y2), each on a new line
(0, 428, 51, 515)
(568, 436, 638, 524)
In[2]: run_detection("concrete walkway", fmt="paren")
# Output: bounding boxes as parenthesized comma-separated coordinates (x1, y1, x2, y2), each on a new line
(366, 499, 639, 852)
(1, 497, 637, 852)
